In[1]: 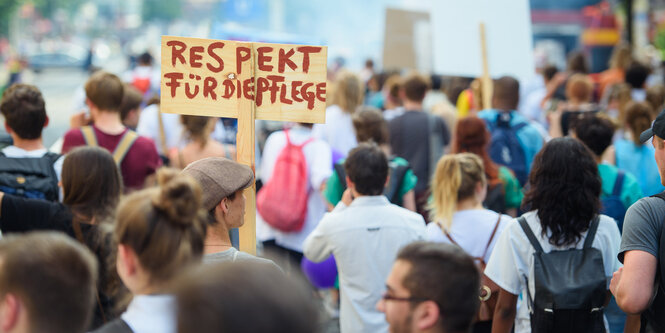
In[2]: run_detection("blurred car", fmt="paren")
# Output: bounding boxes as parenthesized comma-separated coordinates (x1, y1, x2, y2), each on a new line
(27, 50, 87, 72)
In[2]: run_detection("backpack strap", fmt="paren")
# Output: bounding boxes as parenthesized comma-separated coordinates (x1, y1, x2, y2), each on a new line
(112, 130, 139, 165)
(81, 126, 98, 147)
(481, 214, 503, 261)
(285, 129, 314, 148)
(428, 114, 445, 181)
(518, 216, 545, 253)
(612, 171, 625, 197)
(334, 162, 347, 191)
(583, 216, 601, 249)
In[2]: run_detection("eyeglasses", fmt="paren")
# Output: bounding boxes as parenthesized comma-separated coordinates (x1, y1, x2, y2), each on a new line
(381, 292, 428, 303)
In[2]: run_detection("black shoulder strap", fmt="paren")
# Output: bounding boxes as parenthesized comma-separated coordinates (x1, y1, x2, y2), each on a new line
(612, 171, 625, 197)
(583, 216, 601, 249)
(652, 192, 665, 202)
(384, 161, 409, 204)
(334, 162, 347, 191)
(518, 216, 544, 253)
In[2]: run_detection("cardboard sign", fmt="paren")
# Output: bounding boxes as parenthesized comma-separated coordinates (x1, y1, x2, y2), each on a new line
(159, 36, 328, 255)
(430, 0, 534, 82)
(160, 36, 328, 123)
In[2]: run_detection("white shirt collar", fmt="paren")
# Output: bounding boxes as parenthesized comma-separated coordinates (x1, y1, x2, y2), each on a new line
(121, 294, 176, 333)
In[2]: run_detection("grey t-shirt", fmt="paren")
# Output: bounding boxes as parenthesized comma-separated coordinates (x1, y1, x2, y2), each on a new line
(203, 247, 280, 270)
(619, 197, 665, 263)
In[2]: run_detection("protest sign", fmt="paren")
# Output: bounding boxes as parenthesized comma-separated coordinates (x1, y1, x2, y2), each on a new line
(161, 36, 328, 254)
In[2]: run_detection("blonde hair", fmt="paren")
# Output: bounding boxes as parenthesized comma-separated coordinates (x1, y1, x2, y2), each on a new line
(428, 153, 486, 231)
(331, 71, 363, 114)
(609, 43, 632, 70)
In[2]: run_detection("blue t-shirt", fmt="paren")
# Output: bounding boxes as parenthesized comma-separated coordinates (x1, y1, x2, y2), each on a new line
(615, 139, 665, 196)
(477, 109, 544, 175)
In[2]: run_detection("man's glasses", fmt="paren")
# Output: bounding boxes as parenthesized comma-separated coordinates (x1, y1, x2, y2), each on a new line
(381, 292, 428, 303)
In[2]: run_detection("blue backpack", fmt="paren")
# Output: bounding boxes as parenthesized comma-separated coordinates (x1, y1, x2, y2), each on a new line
(600, 171, 626, 232)
(488, 113, 528, 186)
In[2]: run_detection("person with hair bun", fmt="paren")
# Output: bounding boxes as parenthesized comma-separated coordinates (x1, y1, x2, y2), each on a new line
(168, 115, 235, 169)
(614, 101, 665, 196)
(485, 138, 621, 333)
(92, 169, 207, 333)
(453, 116, 522, 216)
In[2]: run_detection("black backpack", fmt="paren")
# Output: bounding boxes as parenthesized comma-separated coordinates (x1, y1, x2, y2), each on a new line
(640, 192, 665, 332)
(518, 216, 607, 333)
(0, 152, 60, 201)
(334, 157, 410, 205)
(483, 182, 506, 214)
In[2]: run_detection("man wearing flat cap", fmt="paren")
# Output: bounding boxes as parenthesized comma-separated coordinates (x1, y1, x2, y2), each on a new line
(182, 157, 276, 266)
(611, 110, 665, 332)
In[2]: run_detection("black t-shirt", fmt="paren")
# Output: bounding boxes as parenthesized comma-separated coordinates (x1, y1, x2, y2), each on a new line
(0, 194, 116, 329)
(389, 111, 449, 193)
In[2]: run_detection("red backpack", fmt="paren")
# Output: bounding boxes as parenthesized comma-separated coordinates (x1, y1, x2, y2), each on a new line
(257, 130, 314, 232)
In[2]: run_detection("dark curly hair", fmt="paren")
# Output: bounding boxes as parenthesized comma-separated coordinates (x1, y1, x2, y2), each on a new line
(523, 137, 601, 247)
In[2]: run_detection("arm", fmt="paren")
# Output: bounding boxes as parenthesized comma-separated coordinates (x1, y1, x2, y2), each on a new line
(610, 250, 657, 314)
(0, 191, 4, 219)
(302, 221, 333, 263)
(492, 288, 518, 333)
(402, 190, 416, 212)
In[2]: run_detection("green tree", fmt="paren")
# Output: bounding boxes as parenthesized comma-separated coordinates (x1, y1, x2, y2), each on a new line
(0, 0, 22, 38)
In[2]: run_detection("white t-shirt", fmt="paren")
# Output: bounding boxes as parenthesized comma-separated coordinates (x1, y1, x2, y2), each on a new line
(426, 209, 511, 263)
(484, 211, 622, 333)
(257, 126, 332, 252)
(312, 104, 357, 156)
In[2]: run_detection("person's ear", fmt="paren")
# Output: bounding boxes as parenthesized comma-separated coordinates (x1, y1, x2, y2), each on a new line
(0, 293, 21, 332)
(117, 244, 137, 277)
(4, 123, 12, 135)
(345, 176, 355, 192)
(414, 300, 441, 330)
(219, 197, 230, 214)
(43, 115, 49, 128)
(384, 173, 391, 188)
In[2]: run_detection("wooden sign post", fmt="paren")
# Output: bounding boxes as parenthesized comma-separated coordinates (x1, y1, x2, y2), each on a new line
(160, 36, 328, 254)
(479, 22, 493, 111)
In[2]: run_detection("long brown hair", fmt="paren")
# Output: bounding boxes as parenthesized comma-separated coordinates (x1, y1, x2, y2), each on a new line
(625, 101, 654, 146)
(62, 146, 123, 225)
(114, 169, 207, 285)
(452, 116, 500, 185)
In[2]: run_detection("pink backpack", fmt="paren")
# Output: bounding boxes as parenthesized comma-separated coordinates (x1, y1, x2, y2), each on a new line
(257, 130, 314, 232)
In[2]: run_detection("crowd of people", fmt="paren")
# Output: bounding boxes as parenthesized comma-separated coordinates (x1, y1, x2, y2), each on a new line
(1, 45, 665, 333)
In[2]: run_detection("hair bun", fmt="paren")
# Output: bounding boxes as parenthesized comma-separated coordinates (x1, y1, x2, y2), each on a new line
(152, 168, 203, 227)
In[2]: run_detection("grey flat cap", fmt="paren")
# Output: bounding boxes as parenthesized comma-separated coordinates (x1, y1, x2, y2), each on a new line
(182, 157, 254, 210)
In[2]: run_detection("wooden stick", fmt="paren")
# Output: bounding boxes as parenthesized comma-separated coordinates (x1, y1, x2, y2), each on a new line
(480, 22, 493, 110)
(237, 42, 257, 255)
